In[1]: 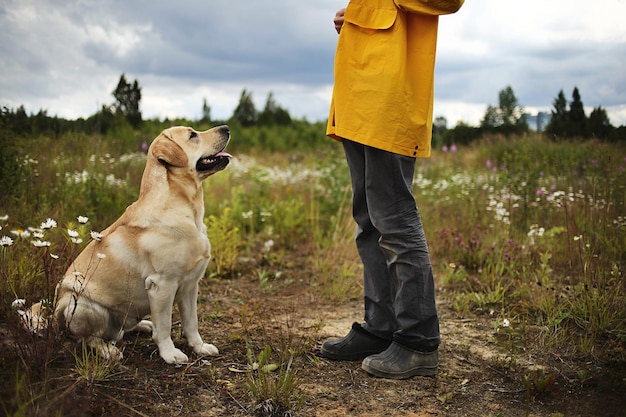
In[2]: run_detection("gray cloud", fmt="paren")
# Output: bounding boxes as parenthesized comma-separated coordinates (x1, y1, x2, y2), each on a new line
(1, 0, 625, 125)
(76, 0, 336, 84)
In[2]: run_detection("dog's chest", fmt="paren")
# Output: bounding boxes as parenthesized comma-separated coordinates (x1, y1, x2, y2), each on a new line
(180, 230, 211, 272)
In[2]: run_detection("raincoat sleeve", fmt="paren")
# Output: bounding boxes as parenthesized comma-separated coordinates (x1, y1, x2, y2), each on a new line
(394, 0, 464, 15)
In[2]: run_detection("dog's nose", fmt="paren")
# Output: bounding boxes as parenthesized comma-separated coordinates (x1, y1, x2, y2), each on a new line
(218, 125, 230, 136)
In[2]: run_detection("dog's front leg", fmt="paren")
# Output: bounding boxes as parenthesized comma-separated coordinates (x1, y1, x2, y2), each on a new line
(178, 281, 219, 357)
(145, 275, 188, 364)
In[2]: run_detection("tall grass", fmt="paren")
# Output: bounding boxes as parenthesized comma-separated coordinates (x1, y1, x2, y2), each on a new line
(424, 135, 625, 361)
(1, 129, 624, 414)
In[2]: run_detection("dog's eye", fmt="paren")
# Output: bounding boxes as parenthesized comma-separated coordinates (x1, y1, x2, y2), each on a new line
(189, 131, 198, 139)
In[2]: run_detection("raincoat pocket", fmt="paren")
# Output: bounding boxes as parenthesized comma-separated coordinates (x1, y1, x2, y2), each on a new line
(345, 3, 398, 30)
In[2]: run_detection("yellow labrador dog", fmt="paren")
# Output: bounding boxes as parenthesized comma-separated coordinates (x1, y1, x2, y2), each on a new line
(39, 125, 230, 364)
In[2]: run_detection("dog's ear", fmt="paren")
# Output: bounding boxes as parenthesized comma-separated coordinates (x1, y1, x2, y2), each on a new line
(151, 136, 188, 168)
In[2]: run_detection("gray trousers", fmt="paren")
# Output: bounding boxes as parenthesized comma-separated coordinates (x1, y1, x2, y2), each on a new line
(343, 139, 440, 351)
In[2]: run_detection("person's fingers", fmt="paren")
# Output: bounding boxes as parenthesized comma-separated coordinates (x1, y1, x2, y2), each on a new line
(334, 8, 346, 34)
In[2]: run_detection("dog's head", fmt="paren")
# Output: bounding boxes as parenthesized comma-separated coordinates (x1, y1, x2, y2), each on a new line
(150, 125, 231, 180)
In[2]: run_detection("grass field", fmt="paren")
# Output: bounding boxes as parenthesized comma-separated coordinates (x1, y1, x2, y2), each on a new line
(1, 129, 624, 415)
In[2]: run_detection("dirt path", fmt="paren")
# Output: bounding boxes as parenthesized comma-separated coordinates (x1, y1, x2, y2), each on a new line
(2, 268, 624, 416)
(189, 273, 625, 417)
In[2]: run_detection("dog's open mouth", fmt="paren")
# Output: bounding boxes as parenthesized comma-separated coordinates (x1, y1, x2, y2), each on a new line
(196, 151, 232, 172)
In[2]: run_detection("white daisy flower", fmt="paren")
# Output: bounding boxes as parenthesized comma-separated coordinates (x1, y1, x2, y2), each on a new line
(40, 218, 57, 229)
(11, 229, 31, 238)
(263, 239, 274, 254)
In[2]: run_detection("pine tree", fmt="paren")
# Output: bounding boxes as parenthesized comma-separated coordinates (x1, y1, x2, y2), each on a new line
(112, 74, 142, 128)
(546, 90, 568, 138)
(588, 106, 612, 139)
(258, 92, 291, 126)
(233, 89, 257, 127)
(480, 105, 500, 131)
(201, 98, 212, 124)
(568, 87, 588, 138)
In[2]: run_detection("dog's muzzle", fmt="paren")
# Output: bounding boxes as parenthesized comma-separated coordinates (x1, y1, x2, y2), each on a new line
(196, 152, 231, 172)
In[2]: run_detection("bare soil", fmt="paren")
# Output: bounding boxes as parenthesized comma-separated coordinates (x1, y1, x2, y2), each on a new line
(1, 254, 624, 417)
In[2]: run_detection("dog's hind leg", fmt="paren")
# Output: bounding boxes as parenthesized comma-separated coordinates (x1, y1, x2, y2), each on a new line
(58, 294, 124, 361)
(134, 319, 154, 333)
(85, 335, 123, 361)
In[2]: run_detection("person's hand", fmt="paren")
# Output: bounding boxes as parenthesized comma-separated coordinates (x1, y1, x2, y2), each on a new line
(334, 8, 346, 34)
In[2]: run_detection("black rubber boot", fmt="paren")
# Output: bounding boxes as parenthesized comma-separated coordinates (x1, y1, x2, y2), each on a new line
(361, 341, 438, 379)
(321, 323, 391, 361)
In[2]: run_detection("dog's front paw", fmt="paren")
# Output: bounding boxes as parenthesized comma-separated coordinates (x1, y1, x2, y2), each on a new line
(195, 343, 219, 357)
(160, 347, 189, 364)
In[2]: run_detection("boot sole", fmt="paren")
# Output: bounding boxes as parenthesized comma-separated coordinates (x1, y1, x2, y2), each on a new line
(361, 362, 438, 379)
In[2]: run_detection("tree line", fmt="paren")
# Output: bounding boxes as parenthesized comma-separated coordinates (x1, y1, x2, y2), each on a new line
(437, 85, 624, 146)
(0, 74, 295, 139)
(1, 74, 624, 145)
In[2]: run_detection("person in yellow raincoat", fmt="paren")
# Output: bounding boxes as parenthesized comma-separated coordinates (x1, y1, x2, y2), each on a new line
(322, 0, 464, 379)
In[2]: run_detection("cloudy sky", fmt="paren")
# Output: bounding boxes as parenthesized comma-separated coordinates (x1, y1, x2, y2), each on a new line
(2, 0, 625, 127)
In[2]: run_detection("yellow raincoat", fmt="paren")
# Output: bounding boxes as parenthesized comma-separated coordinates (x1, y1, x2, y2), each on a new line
(326, 0, 464, 158)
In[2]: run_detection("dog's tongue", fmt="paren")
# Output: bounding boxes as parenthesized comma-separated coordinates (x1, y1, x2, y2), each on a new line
(215, 152, 232, 158)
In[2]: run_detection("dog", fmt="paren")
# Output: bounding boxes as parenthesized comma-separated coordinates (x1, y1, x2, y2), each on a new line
(28, 125, 231, 364)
